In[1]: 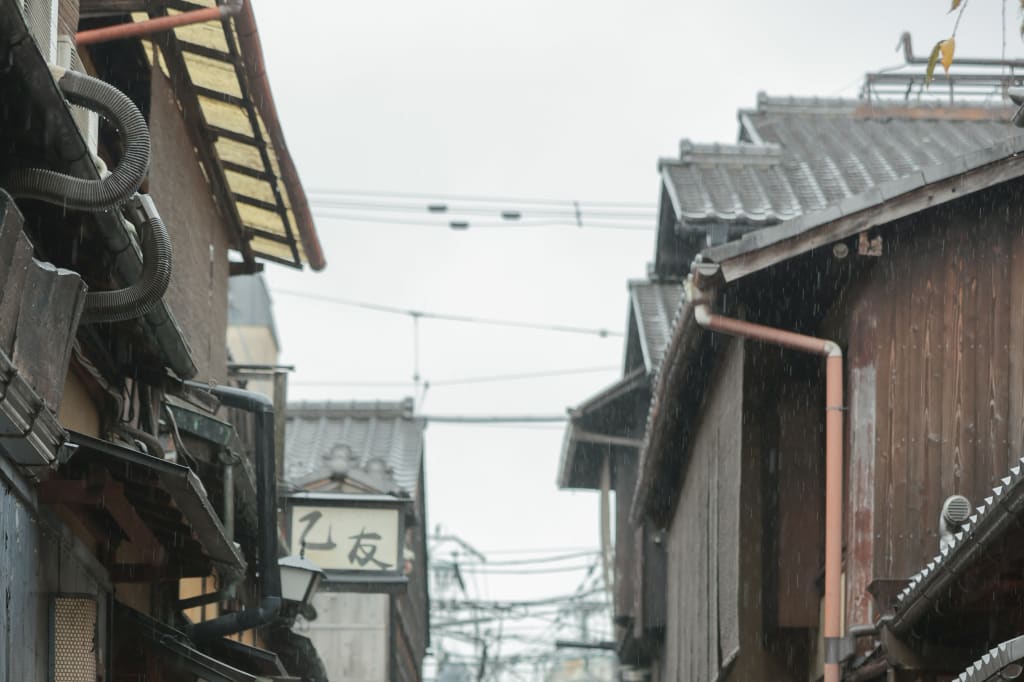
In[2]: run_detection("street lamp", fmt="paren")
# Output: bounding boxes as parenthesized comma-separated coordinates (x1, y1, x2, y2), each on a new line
(278, 555, 325, 607)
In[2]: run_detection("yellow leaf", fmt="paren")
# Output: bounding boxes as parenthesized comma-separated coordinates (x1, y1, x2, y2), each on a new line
(940, 38, 956, 74)
(925, 41, 942, 85)
(950, 0, 962, 10)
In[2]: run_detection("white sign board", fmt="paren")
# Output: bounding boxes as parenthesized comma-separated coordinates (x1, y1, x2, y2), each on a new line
(290, 505, 402, 573)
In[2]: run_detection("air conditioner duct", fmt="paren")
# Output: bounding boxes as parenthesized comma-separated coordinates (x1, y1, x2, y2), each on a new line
(939, 494, 971, 551)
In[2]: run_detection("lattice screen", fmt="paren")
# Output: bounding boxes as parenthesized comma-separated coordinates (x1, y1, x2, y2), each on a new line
(52, 596, 97, 682)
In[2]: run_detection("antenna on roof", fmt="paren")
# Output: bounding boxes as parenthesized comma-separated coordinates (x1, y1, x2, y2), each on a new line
(863, 33, 1024, 105)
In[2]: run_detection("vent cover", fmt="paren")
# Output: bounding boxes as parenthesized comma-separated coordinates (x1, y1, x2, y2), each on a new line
(943, 495, 972, 525)
(52, 596, 97, 682)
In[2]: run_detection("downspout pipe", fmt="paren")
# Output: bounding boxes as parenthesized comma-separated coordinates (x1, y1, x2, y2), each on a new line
(183, 381, 281, 640)
(75, 0, 243, 47)
(691, 296, 844, 682)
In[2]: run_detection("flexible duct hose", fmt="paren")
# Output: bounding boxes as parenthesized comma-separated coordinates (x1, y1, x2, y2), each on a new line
(3, 66, 149, 211)
(81, 194, 172, 324)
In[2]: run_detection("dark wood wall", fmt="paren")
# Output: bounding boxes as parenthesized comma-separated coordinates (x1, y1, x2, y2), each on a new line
(841, 186, 1024, 602)
(662, 338, 744, 682)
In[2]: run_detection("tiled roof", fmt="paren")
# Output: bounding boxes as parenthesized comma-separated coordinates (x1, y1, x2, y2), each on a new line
(891, 456, 1024, 634)
(629, 280, 685, 374)
(954, 635, 1024, 682)
(284, 399, 425, 496)
(660, 94, 1024, 234)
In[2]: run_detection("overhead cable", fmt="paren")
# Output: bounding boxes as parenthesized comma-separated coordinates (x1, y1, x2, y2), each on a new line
(307, 186, 656, 209)
(272, 289, 623, 338)
(291, 365, 619, 389)
(312, 210, 654, 231)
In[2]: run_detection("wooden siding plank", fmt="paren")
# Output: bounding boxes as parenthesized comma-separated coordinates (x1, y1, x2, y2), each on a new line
(890, 234, 912, 575)
(940, 221, 968, 501)
(921, 227, 945, 567)
(984, 217, 1011, 488)
(973, 224, 994, 501)
(906, 229, 929, 566)
(960, 224, 979, 504)
(874, 263, 896, 578)
(846, 301, 877, 627)
(1009, 216, 1024, 460)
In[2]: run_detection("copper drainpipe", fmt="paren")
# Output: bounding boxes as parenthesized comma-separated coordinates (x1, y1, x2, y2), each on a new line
(692, 297, 844, 682)
(75, 0, 243, 47)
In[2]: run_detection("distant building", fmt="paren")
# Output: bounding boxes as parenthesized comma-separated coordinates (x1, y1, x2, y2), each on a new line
(228, 273, 282, 398)
(285, 399, 431, 682)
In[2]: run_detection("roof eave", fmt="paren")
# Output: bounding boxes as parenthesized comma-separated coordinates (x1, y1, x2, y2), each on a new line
(233, 2, 325, 271)
(702, 139, 1024, 284)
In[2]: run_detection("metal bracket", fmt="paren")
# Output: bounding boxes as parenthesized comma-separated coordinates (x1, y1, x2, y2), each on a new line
(825, 636, 854, 664)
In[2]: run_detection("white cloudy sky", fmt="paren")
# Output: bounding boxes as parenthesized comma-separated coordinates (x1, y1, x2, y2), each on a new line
(251, 0, 1024, 658)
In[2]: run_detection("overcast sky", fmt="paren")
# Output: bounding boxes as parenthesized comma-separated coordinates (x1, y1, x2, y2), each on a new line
(250, 0, 1024, 660)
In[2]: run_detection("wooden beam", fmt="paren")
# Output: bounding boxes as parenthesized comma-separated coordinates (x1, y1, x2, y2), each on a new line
(177, 40, 232, 63)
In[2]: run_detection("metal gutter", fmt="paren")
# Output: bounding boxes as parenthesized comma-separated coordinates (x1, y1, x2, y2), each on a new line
(0, 0, 197, 379)
(76, 0, 242, 46)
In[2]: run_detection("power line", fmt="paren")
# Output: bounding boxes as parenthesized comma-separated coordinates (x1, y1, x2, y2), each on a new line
(309, 198, 654, 220)
(433, 563, 598, 576)
(307, 187, 656, 209)
(419, 414, 566, 424)
(290, 365, 618, 389)
(472, 546, 599, 555)
(312, 210, 654, 231)
(272, 289, 623, 338)
(444, 551, 602, 567)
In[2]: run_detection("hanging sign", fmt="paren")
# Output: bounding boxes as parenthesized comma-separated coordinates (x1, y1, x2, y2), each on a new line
(286, 492, 411, 592)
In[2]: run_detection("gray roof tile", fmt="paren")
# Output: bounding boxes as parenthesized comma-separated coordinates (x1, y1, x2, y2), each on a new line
(629, 280, 685, 373)
(284, 399, 425, 495)
(662, 94, 1024, 233)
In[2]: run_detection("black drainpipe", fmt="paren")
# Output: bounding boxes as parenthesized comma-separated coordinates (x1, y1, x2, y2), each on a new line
(183, 382, 282, 639)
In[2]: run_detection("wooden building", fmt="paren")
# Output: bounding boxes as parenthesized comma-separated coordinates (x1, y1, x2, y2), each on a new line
(0, 0, 327, 680)
(561, 85, 1024, 681)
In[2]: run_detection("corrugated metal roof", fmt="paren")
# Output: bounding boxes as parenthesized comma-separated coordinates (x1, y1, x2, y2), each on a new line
(629, 280, 685, 374)
(661, 94, 1024, 233)
(136, 2, 323, 270)
(284, 399, 425, 496)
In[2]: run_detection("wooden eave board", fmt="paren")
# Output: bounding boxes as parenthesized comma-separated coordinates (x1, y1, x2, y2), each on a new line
(140, 3, 306, 268)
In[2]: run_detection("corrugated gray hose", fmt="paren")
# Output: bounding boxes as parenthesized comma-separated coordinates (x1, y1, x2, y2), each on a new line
(81, 193, 172, 324)
(3, 65, 149, 210)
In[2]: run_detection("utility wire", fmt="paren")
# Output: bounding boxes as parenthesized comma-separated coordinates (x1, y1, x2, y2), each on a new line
(272, 289, 623, 338)
(312, 210, 654, 231)
(309, 198, 654, 220)
(419, 414, 566, 424)
(432, 563, 598, 576)
(445, 550, 601, 567)
(291, 365, 619, 389)
(307, 187, 656, 209)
